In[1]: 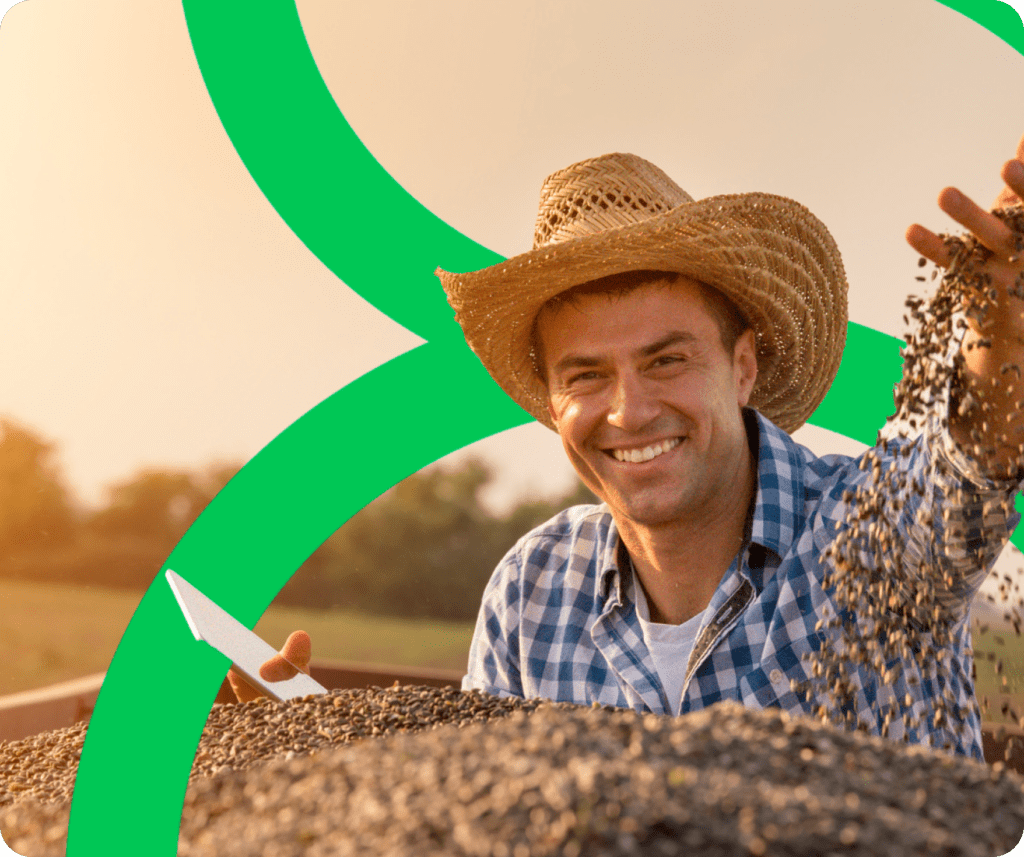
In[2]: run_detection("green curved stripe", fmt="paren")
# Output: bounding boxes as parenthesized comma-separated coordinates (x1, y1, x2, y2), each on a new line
(936, 0, 1024, 53)
(181, 1, 500, 344)
(67, 343, 531, 855)
(809, 323, 903, 445)
(65, 2, 1024, 855)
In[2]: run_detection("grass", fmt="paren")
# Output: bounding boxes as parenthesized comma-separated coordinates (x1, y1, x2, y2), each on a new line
(2, 577, 1019, 728)
(251, 604, 474, 672)
(0, 578, 474, 697)
(973, 626, 1024, 726)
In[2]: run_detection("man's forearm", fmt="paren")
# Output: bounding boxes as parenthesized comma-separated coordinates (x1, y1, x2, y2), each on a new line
(951, 300, 1024, 481)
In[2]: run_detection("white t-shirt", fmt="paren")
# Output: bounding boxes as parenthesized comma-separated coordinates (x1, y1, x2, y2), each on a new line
(631, 567, 705, 716)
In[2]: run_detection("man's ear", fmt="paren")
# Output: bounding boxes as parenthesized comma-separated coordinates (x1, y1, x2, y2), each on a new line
(734, 328, 758, 407)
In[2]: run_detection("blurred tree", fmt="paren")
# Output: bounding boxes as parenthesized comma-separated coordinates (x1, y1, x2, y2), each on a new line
(87, 460, 242, 546)
(0, 421, 599, 617)
(88, 469, 205, 544)
(282, 457, 598, 620)
(496, 478, 599, 555)
(1, 455, 244, 589)
(195, 461, 243, 501)
(0, 418, 78, 561)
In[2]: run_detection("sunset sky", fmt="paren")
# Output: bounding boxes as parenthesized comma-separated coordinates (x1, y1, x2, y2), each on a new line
(1, 0, 1022, 521)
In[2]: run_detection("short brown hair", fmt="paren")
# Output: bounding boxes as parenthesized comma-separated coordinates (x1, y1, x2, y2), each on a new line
(531, 270, 749, 380)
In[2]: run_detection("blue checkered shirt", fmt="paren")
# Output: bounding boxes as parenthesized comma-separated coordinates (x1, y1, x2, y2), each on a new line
(463, 410, 1021, 760)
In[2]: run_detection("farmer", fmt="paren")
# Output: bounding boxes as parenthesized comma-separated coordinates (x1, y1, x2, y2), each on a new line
(237, 136, 1024, 760)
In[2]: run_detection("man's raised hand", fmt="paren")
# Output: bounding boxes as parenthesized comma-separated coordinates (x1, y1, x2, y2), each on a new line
(905, 132, 1024, 478)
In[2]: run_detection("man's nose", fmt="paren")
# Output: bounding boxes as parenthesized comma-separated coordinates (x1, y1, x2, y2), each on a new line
(607, 373, 659, 431)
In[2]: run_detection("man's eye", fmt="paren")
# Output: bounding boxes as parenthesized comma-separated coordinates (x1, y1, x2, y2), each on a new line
(652, 355, 684, 367)
(566, 371, 601, 385)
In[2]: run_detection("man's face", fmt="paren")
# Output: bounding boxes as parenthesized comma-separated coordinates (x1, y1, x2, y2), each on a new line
(537, 277, 758, 530)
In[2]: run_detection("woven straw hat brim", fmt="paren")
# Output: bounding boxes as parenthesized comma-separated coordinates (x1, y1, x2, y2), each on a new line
(438, 192, 847, 434)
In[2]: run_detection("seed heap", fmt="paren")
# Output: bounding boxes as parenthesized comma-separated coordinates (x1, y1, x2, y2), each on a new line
(0, 721, 87, 810)
(0, 685, 544, 810)
(798, 204, 1024, 753)
(3, 699, 1022, 857)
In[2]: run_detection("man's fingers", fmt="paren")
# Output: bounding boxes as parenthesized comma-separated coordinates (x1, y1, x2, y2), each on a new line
(259, 629, 312, 682)
(993, 158, 1024, 210)
(226, 630, 313, 702)
(227, 667, 263, 703)
(906, 222, 951, 267)
(937, 186, 1017, 257)
(281, 629, 312, 670)
(259, 654, 300, 682)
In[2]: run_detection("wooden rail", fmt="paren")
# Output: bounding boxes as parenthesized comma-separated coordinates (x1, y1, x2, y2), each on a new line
(0, 672, 104, 744)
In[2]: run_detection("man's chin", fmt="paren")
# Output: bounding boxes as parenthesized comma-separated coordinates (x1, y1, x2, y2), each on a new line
(607, 495, 696, 530)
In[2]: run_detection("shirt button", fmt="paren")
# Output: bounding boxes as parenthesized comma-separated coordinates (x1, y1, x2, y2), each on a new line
(769, 669, 783, 684)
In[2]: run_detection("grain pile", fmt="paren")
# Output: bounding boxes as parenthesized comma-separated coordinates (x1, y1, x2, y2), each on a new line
(0, 686, 544, 810)
(798, 204, 1024, 751)
(3, 697, 1023, 856)
(0, 720, 88, 810)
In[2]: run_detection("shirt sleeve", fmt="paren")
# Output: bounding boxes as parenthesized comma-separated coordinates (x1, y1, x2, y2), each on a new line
(462, 544, 526, 698)
(877, 412, 1023, 620)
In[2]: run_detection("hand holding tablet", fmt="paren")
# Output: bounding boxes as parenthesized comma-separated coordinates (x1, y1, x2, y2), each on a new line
(166, 570, 326, 702)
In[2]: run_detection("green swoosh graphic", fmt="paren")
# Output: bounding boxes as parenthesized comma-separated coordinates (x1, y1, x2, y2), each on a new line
(68, 342, 532, 855)
(65, 2, 1024, 855)
(179, 4, 499, 343)
(938, 0, 1024, 53)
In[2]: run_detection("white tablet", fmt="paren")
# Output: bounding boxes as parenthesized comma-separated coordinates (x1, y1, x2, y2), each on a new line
(166, 569, 327, 702)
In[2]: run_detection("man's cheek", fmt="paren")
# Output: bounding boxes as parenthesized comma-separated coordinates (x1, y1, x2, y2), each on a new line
(549, 394, 581, 427)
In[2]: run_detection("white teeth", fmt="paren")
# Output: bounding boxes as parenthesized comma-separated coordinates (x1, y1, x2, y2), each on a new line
(612, 437, 681, 463)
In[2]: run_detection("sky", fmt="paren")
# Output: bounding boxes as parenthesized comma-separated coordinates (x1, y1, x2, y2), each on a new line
(0, 0, 1023, 524)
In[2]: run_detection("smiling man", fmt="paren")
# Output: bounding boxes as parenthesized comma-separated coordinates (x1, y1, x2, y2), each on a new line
(535, 274, 758, 627)
(432, 145, 1024, 760)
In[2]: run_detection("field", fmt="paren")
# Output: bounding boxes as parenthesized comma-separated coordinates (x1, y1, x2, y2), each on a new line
(973, 625, 1024, 726)
(0, 578, 475, 696)
(1, 578, 1021, 728)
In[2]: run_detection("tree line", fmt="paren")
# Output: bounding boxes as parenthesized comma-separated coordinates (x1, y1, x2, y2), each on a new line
(0, 418, 596, 621)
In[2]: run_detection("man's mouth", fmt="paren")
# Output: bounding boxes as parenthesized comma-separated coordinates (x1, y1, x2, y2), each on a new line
(609, 437, 682, 463)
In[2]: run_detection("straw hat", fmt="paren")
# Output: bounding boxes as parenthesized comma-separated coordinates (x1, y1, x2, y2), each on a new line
(436, 153, 848, 433)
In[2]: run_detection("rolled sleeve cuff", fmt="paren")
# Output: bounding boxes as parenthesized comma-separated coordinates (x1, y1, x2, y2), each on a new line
(937, 416, 1024, 496)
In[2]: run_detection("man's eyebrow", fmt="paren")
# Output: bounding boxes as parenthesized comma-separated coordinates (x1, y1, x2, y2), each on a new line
(550, 354, 603, 377)
(640, 331, 698, 356)
(550, 331, 698, 377)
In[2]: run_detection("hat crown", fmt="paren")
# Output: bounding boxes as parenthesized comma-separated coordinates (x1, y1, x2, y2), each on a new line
(533, 153, 695, 249)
